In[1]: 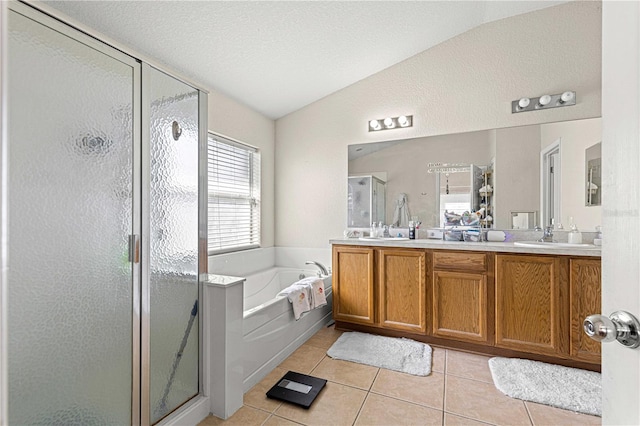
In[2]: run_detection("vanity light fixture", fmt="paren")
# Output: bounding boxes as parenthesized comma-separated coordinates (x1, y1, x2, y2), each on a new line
(397, 115, 411, 127)
(559, 91, 575, 104)
(368, 115, 413, 132)
(537, 94, 552, 107)
(383, 117, 395, 129)
(512, 91, 576, 113)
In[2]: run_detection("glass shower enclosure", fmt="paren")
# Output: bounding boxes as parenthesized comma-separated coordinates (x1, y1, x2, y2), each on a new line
(347, 175, 386, 228)
(5, 3, 206, 424)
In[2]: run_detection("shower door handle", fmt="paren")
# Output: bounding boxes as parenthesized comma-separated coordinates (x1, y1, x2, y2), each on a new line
(128, 234, 140, 264)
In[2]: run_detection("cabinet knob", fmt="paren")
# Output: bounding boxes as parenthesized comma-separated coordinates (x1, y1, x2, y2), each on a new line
(584, 311, 640, 348)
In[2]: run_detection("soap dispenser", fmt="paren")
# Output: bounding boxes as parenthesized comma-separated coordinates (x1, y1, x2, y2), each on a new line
(568, 222, 582, 244)
(594, 225, 602, 246)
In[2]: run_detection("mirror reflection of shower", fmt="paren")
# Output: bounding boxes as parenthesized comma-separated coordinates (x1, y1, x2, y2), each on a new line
(347, 175, 386, 228)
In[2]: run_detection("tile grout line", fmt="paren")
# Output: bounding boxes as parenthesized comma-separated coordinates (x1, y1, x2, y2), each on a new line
(442, 349, 448, 425)
(523, 400, 535, 426)
(368, 367, 381, 392)
(354, 365, 377, 424)
(367, 387, 445, 413)
(351, 389, 372, 426)
(260, 413, 273, 426)
(445, 372, 495, 385)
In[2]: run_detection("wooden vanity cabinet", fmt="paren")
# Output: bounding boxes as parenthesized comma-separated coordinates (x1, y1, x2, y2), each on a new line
(570, 258, 602, 363)
(332, 243, 601, 369)
(332, 246, 375, 325)
(495, 254, 569, 357)
(431, 251, 492, 344)
(377, 248, 427, 333)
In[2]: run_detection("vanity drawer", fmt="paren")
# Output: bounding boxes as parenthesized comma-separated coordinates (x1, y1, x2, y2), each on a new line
(433, 251, 487, 272)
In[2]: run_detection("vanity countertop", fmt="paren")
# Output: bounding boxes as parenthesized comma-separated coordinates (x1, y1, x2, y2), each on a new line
(329, 238, 601, 257)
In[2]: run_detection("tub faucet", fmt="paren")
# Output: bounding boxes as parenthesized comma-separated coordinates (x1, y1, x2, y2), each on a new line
(305, 261, 329, 277)
(538, 225, 554, 242)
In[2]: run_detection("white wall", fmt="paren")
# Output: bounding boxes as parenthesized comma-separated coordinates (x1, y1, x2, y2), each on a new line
(540, 118, 602, 231)
(275, 1, 602, 248)
(207, 89, 275, 248)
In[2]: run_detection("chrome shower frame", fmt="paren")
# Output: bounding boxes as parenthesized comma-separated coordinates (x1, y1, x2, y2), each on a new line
(2, 2, 210, 425)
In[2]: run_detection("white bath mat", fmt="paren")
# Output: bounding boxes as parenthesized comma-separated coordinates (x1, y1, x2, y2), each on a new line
(488, 357, 601, 416)
(326, 331, 432, 376)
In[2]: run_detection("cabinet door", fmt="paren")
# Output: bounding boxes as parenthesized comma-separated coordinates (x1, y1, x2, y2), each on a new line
(495, 254, 568, 356)
(432, 271, 488, 343)
(378, 249, 427, 333)
(570, 258, 602, 363)
(332, 246, 375, 325)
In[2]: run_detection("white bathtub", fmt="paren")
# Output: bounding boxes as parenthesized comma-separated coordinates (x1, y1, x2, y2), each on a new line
(242, 267, 333, 392)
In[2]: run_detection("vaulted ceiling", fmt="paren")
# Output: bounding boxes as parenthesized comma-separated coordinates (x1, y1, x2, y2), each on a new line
(43, 1, 567, 119)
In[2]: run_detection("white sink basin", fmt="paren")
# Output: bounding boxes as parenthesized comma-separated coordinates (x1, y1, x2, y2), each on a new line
(513, 241, 598, 249)
(359, 237, 410, 241)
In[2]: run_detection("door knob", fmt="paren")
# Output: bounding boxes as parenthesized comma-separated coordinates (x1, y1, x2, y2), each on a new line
(584, 311, 640, 348)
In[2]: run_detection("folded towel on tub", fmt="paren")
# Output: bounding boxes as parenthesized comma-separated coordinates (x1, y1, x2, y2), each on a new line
(292, 276, 327, 309)
(278, 283, 312, 320)
(278, 277, 327, 320)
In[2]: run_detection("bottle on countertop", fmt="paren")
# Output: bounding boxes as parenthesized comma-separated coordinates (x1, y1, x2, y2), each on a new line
(409, 221, 416, 240)
(370, 222, 378, 238)
(594, 225, 602, 246)
(568, 220, 583, 244)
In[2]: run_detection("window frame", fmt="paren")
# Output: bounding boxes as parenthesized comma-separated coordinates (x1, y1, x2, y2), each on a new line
(207, 132, 261, 255)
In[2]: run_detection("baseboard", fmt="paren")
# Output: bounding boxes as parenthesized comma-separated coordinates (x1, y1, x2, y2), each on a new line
(157, 395, 211, 426)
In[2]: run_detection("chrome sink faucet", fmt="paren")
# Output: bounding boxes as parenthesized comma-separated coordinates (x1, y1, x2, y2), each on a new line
(538, 225, 554, 242)
(305, 261, 329, 277)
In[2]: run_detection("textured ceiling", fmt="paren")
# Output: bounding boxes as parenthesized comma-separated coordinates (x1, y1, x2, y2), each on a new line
(42, 1, 567, 119)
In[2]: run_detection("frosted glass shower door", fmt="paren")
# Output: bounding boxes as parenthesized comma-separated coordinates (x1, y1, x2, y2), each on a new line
(145, 66, 201, 423)
(7, 6, 139, 425)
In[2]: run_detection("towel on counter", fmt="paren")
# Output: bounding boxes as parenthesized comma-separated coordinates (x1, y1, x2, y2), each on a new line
(278, 277, 327, 320)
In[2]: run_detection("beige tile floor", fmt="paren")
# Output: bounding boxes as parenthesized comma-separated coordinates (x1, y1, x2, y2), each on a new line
(199, 326, 601, 426)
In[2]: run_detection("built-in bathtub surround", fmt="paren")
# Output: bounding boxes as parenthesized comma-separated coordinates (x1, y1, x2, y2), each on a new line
(242, 267, 332, 392)
(207, 247, 332, 278)
(205, 247, 334, 420)
(204, 275, 245, 420)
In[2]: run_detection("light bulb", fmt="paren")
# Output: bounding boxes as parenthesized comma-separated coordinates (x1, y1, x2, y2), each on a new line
(369, 120, 381, 131)
(518, 98, 530, 109)
(538, 95, 552, 106)
(384, 117, 395, 128)
(398, 116, 410, 127)
(560, 91, 575, 103)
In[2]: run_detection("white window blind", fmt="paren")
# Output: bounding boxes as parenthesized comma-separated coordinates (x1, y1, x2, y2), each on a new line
(208, 133, 260, 254)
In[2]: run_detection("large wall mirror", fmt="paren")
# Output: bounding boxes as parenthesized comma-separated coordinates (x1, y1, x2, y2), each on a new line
(348, 117, 602, 232)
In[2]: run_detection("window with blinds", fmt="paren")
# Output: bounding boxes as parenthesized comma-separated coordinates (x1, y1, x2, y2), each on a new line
(208, 133, 261, 254)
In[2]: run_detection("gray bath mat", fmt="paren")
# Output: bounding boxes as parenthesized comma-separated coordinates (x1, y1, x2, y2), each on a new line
(327, 331, 432, 376)
(489, 357, 601, 416)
